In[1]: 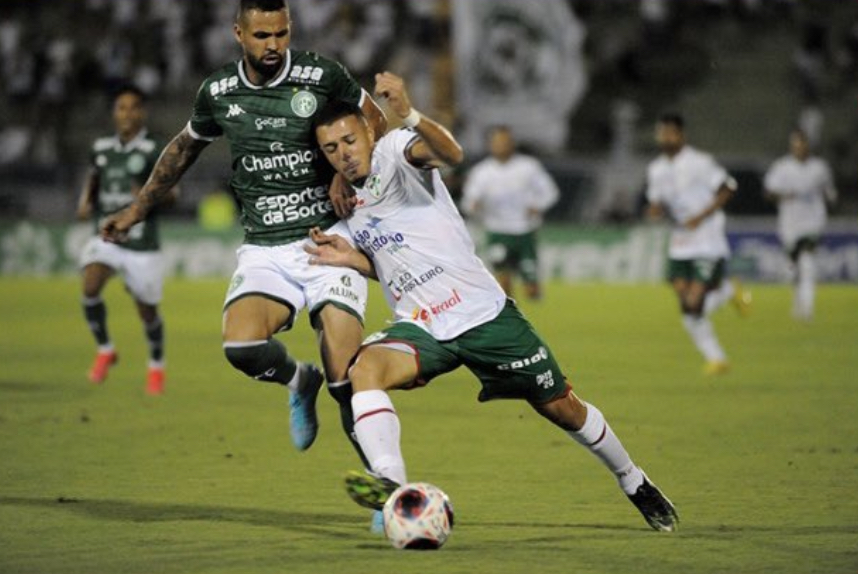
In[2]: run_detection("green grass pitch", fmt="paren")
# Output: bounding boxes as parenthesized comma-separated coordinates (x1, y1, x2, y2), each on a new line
(1, 278, 856, 574)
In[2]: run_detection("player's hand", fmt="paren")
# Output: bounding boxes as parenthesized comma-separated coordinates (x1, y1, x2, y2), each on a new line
(329, 173, 357, 219)
(684, 214, 704, 230)
(374, 72, 413, 121)
(100, 204, 143, 243)
(305, 227, 357, 267)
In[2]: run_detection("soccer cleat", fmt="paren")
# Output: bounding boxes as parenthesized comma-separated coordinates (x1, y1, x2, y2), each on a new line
(627, 472, 679, 532)
(146, 365, 165, 395)
(730, 279, 752, 317)
(370, 509, 385, 534)
(345, 470, 400, 511)
(88, 350, 118, 384)
(288, 363, 324, 451)
(703, 360, 730, 376)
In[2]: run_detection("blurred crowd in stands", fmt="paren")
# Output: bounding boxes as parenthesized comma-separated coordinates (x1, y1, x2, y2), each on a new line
(0, 0, 856, 218)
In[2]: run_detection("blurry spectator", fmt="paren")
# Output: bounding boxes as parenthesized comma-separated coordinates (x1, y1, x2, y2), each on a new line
(289, 0, 395, 82)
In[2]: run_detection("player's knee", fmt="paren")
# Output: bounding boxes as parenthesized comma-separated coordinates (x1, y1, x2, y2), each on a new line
(223, 341, 271, 377)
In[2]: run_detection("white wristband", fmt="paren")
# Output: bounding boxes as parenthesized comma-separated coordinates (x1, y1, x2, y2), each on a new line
(401, 108, 421, 128)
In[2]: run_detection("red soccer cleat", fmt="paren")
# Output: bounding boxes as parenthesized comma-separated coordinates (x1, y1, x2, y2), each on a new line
(146, 365, 165, 395)
(88, 350, 118, 384)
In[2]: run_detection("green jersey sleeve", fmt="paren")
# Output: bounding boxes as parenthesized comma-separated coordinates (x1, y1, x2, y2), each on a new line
(188, 80, 224, 141)
(328, 60, 364, 107)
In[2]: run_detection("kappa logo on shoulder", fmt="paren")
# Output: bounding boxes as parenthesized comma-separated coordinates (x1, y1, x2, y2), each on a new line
(226, 104, 246, 118)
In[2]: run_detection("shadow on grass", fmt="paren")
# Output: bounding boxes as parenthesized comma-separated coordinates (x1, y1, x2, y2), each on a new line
(0, 495, 364, 539)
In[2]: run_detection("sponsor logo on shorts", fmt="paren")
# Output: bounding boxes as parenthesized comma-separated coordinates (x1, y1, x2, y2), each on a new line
(536, 369, 555, 389)
(411, 289, 462, 324)
(328, 283, 360, 304)
(228, 274, 245, 294)
(341, 275, 352, 287)
(497, 346, 549, 371)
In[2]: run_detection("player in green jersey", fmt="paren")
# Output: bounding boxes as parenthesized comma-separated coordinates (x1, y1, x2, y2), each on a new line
(76, 84, 176, 395)
(100, 0, 387, 459)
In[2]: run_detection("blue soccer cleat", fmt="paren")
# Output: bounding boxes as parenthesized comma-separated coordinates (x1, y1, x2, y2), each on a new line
(288, 363, 324, 451)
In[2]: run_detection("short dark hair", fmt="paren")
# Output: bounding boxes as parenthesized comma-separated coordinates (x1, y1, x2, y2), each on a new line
(658, 112, 685, 130)
(313, 100, 365, 132)
(111, 84, 147, 105)
(237, 0, 288, 20)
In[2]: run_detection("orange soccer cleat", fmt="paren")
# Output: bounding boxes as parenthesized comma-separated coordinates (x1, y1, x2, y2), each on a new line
(88, 350, 118, 384)
(146, 365, 165, 395)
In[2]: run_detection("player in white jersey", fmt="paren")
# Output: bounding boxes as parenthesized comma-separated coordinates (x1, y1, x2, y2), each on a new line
(646, 113, 751, 376)
(461, 127, 560, 300)
(764, 129, 837, 321)
(306, 72, 678, 532)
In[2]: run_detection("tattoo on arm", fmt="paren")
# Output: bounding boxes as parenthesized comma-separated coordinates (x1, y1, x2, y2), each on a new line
(136, 130, 208, 214)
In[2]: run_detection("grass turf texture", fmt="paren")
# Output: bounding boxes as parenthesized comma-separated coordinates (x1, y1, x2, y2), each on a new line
(0, 278, 856, 574)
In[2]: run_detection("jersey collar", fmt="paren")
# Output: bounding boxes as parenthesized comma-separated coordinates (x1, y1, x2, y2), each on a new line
(114, 128, 149, 152)
(238, 50, 292, 90)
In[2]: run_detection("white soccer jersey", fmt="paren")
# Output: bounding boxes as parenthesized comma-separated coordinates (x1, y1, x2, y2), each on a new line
(345, 129, 507, 340)
(764, 155, 836, 249)
(461, 154, 559, 235)
(646, 146, 732, 259)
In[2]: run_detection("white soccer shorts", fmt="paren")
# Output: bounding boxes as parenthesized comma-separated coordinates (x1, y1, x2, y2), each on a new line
(79, 237, 165, 305)
(223, 221, 368, 331)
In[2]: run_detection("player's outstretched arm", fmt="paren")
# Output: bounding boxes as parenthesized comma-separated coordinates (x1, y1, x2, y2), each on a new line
(374, 72, 463, 168)
(101, 128, 208, 242)
(305, 227, 378, 280)
(76, 168, 99, 220)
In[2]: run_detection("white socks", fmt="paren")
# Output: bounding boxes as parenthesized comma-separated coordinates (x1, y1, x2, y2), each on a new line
(682, 314, 727, 362)
(567, 402, 644, 495)
(704, 280, 734, 316)
(794, 251, 816, 320)
(352, 390, 407, 486)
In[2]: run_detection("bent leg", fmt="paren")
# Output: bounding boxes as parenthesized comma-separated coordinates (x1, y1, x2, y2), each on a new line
(222, 296, 298, 386)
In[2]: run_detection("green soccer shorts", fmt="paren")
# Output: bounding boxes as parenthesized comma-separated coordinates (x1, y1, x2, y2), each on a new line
(667, 257, 726, 289)
(361, 300, 570, 404)
(485, 231, 539, 284)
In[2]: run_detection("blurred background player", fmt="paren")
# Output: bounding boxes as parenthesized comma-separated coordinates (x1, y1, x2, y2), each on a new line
(308, 73, 678, 532)
(76, 84, 175, 395)
(461, 126, 559, 300)
(764, 129, 837, 321)
(100, 0, 387, 456)
(645, 113, 751, 376)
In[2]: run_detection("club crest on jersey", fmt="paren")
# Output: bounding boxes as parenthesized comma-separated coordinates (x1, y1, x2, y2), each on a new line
(126, 153, 146, 175)
(228, 274, 245, 294)
(365, 173, 383, 198)
(291, 90, 318, 118)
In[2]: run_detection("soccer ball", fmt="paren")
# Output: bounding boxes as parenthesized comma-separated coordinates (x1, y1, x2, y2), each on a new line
(382, 482, 454, 550)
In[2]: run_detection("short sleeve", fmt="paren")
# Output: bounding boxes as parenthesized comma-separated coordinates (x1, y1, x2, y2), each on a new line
(327, 61, 363, 107)
(187, 81, 223, 141)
